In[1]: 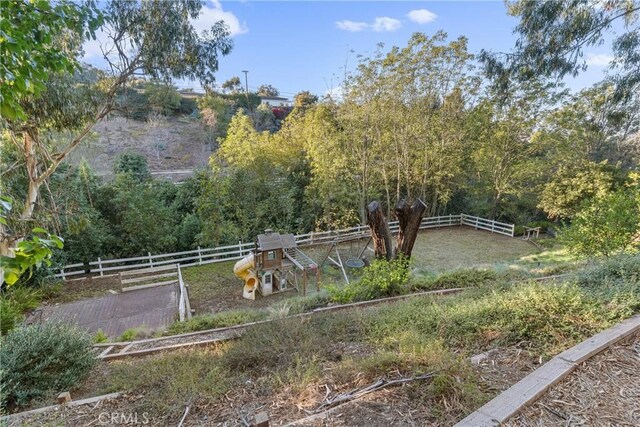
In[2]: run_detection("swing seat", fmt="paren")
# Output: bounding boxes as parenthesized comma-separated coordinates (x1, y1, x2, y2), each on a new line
(345, 259, 365, 268)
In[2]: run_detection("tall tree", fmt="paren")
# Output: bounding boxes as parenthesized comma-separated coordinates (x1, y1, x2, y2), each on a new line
(1, 0, 233, 255)
(481, 0, 640, 101)
(257, 84, 279, 97)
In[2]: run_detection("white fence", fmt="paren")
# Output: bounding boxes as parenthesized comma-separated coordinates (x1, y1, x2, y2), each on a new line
(54, 213, 514, 280)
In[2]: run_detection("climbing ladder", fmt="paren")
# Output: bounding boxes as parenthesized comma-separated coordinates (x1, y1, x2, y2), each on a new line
(283, 247, 319, 296)
(284, 247, 317, 270)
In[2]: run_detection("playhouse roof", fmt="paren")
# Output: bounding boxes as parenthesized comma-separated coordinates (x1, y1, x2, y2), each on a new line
(257, 232, 297, 251)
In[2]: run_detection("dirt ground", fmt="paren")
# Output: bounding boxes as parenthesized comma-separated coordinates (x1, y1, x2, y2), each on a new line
(182, 227, 537, 316)
(66, 115, 212, 179)
(506, 332, 640, 426)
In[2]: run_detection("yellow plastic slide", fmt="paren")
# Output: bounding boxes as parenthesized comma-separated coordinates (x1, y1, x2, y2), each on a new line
(233, 254, 259, 300)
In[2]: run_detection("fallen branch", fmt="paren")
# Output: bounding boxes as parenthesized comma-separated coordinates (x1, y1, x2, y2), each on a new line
(315, 372, 435, 413)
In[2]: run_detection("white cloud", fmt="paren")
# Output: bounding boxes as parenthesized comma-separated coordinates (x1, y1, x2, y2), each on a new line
(371, 17, 402, 32)
(191, 0, 248, 37)
(336, 16, 402, 33)
(407, 9, 437, 24)
(83, 2, 246, 61)
(336, 20, 369, 32)
(585, 53, 614, 67)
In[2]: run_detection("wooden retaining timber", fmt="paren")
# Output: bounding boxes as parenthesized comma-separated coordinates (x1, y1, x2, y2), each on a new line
(1, 392, 122, 423)
(455, 315, 640, 427)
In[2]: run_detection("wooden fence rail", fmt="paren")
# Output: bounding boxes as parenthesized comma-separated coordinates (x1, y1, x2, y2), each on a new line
(54, 214, 514, 280)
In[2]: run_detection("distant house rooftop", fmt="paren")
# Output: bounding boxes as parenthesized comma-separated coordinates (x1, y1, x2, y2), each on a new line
(257, 231, 297, 251)
(259, 95, 292, 107)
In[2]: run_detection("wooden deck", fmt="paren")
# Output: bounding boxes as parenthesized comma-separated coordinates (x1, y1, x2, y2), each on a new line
(36, 284, 179, 338)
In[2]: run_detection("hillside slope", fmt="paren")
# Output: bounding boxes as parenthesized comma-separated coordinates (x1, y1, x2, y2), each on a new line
(66, 115, 212, 180)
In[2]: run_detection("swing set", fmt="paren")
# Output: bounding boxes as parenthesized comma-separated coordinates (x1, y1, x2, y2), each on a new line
(317, 235, 372, 283)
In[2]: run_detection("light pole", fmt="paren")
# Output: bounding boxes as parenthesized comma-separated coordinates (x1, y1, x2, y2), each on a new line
(241, 70, 250, 110)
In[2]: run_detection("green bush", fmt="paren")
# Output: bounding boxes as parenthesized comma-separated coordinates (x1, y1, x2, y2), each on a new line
(327, 257, 410, 304)
(93, 330, 109, 344)
(412, 269, 499, 291)
(574, 254, 640, 289)
(0, 322, 96, 408)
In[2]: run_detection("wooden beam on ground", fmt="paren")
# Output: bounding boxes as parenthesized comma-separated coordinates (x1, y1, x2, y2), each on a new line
(1, 392, 121, 423)
(455, 315, 640, 427)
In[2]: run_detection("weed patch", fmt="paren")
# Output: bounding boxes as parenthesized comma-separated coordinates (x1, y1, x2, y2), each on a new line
(167, 309, 268, 335)
(412, 268, 500, 291)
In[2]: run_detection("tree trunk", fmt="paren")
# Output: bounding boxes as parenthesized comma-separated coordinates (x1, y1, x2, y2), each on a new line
(394, 198, 427, 259)
(366, 201, 393, 261)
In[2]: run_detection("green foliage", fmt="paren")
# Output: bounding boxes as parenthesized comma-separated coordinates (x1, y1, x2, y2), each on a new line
(0, 0, 103, 120)
(1, 230, 64, 286)
(560, 190, 640, 258)
(369, 282, 611, 354)
(327, 257, 410, 303)
(118, 328, 139, 342)
(0, 298, 23, 336)
(114, 152, 151, 182)
(119, 89, 150, 120)
(93, 330, 109, 344)
(167, 309, 267, 335)
(0, 322, 96, 408)
(145, 82, 181, 116)
(575, 254, 640, 290)
(412, 269, 499, 291)
(481, 0, 640, 101)
(257, 84, 279, 97)
(539, 161, 617, 219)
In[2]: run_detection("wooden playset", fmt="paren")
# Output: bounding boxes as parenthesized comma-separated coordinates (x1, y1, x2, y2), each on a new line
(233, 230, 319, 300)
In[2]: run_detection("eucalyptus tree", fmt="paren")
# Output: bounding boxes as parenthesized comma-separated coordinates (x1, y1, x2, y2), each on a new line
(481, 0, 640, 101)
(1, 0, 233, 255)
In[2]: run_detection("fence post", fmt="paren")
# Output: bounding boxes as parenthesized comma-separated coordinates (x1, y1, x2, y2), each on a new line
(239, 240, 242, 257)
(197, 246, 203, 265)
(475, 216, 479, 229)
(60, 268, 66, 281)
(491, 220, 495, 233)
(449, 213, 452, 226)
(148, 252, 153, 268)
(98, 257, 104, 277)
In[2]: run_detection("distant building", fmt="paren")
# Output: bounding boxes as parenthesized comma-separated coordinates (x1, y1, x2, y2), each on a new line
(259, 95, 292, 107)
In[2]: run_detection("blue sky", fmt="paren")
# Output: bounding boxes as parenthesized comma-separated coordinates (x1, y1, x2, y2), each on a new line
(83, 1, 616, 98)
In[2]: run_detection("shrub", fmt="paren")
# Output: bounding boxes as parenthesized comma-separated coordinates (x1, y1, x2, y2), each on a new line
(559, 190, 639, 258)
(1, 322, 96, 408)
(93, 330, 109, 344)
(574, 254, 640, 290)
(5, 286, 42, 311)
(327, 257, 410, 304)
